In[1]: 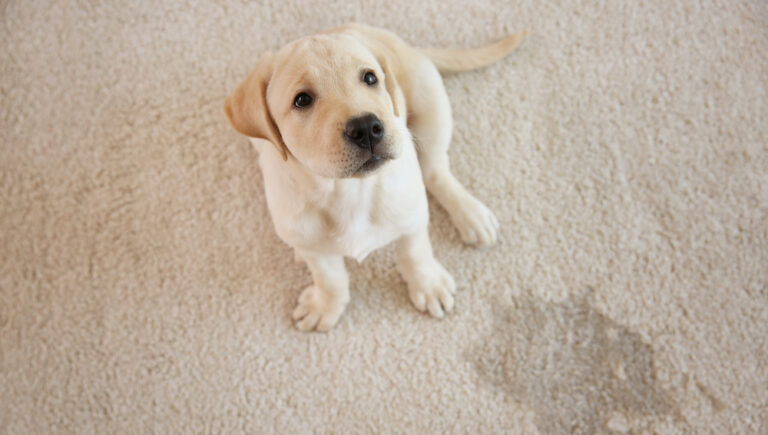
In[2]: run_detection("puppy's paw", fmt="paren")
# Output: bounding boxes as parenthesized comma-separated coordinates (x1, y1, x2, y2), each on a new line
(406, 262, 456, 318)
(293, 250, 305, 264)
(292, 285, 348, 332)
(451, 196, 499, 247)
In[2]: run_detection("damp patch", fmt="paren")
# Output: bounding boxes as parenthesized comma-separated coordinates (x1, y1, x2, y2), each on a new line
(470, 291, 678, 434)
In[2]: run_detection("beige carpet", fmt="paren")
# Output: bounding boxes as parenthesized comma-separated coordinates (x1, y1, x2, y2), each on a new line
(2, 0, 767, 433)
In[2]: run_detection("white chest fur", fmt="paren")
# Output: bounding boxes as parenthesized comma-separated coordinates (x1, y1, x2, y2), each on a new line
(254, 136, 428, 262)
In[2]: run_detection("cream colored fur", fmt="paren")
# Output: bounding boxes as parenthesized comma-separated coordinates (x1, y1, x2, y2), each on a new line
(3, 1, 766, 432)
(226, 24, 521, 330)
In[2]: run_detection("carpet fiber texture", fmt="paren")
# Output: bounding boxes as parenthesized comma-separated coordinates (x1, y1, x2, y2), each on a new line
(1, 0, 767, 433)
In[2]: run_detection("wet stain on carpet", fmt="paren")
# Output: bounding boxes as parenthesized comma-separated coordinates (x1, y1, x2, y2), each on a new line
(470, 291, 678, 434)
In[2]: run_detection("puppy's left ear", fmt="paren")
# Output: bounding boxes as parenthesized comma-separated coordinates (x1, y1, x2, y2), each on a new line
(224, 52, 288, 160)
(378, 55, 403, 119)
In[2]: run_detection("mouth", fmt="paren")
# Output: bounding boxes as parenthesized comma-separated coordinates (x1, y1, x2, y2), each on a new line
(354, 154, 388, 175)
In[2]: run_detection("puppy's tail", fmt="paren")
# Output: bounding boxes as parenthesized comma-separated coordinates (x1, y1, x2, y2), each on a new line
(419, 30, 528, 75)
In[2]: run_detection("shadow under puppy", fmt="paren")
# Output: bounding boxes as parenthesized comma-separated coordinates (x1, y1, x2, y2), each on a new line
(224, 23, 527, 331)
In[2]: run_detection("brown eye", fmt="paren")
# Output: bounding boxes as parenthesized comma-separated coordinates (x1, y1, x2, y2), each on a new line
(293, 92, 313, 108)
(363, 72, 377, 86)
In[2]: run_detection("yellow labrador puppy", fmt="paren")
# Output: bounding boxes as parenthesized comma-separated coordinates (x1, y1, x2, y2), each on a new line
(225, 24, 526, 331)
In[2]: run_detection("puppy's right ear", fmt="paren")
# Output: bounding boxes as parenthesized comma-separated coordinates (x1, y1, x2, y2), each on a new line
(224, 52, 288, 160)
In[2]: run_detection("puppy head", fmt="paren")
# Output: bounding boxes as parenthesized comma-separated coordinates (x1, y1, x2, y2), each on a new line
(225, 34, 403, 178)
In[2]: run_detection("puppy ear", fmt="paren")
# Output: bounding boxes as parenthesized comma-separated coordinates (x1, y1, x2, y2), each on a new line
(378, 55, 403, 119)
(224, 52, 288, 160)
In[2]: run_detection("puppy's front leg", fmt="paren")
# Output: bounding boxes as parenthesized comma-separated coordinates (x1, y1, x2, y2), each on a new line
(396, 228, 456, 318)
(292, 251, 349, 332)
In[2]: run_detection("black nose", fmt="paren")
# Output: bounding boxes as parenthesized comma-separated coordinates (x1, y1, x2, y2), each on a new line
(344, 114, 384, 149)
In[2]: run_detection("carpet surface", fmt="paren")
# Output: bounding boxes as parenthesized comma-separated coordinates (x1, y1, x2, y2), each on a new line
(1, 0, 767, 433)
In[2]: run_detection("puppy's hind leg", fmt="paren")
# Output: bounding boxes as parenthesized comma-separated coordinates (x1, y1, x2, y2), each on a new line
(408, 62, 499, 246)
(292, 251, 350, 332)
